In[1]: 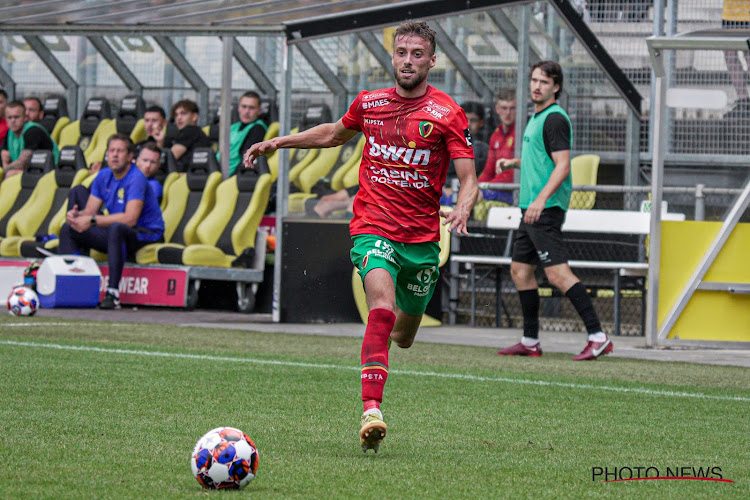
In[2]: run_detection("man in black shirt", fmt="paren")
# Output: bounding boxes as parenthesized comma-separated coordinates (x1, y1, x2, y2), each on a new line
(159, 99, 211, 171)
(1, 100, 58, 177)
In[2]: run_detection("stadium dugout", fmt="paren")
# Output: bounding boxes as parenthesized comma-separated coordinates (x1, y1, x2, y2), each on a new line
(0, 1, 745, 348)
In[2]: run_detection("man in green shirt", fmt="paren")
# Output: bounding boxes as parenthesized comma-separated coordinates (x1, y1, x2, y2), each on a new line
(1, 100, 59, 177)
(224, 91, 267, 176)
(497, 61, 612, 361)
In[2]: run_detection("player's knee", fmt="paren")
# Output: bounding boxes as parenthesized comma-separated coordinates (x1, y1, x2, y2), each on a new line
(391, 335, 413, 349)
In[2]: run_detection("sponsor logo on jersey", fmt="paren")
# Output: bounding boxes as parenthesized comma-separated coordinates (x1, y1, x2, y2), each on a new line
(422, 100, 452, 120)
(507, 137, 514, 147)
(362, 92, 390, 101)
(464, 128, 472, 147)
(117, 188, 125, 204)
(368, 165, 432, 189)
(419, 121, 434, 138)
(365, 118, 384, 126)
(368, 136, 431, 165)
(363, 98, 389, 110)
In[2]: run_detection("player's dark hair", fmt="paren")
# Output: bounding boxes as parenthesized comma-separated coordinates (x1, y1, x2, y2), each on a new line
(144, 105, 166, 119)
(530, 60, 564, 100)
(139, 141, 161, 155)
(24, 96, 43, 111)
(107, 133, 136, 154)
(461, 101, 485, 122)
(6, 100, 25, 111)
(496, 88, 516, 102)
(394, 20, 437, 56)
(0, 89, 7, 99)
(172, 99, 199, 118)
(240, 90, 261, 103)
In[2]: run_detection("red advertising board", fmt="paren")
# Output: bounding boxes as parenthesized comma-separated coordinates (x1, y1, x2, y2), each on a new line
(98, 265, 188, 307)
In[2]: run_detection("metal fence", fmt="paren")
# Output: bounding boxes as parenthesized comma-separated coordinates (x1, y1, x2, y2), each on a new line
(446, 182, 749, 335)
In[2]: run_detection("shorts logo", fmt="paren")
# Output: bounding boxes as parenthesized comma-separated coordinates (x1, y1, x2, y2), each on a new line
(365, 239, 396, 263)
(419, 121, 434, 138)
(537, 250, 551, 263)
(416, 266, 435, 284)
(362, 255, 369, 269)
(409, 266, 437, 297)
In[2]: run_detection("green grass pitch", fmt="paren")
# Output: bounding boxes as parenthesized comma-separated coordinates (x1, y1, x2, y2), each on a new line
(0, 315, 748, 498)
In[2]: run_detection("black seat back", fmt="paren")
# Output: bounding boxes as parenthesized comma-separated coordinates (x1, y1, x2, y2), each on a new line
(39, 95, 68, 134)
(78, 97, 112, 150)
(116, 95, 145, 136)
(299, 103, 332, 132)
(153, 148, 177, 184)
(55, 146, 86, 188)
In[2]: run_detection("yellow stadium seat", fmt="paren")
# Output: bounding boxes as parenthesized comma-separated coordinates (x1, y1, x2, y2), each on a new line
(83, 119, 116, 166)
(570, 154, 599, 210)
(288, 134, 364, 214)
(50, 117, 70, 144)
(0, 153, 55, 244)
(129, 118, 147, 144)
(155, 156, 272, 267)
(136, 150, 222, 264)
(57, 120, 81, 149)
(4, 147, 88, 257)
(352, 207, 453, 327)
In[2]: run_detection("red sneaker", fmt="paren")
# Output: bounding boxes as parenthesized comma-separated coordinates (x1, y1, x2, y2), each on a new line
(497, 342, 542, 357)
(573, 338, 613, 360)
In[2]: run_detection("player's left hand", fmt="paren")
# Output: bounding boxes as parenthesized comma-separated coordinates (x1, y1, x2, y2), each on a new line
(523, 198, 545, 224)
(440, 207, 470, 235)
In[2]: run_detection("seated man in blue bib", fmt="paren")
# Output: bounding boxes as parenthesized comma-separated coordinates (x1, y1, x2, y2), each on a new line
(59, 133, 164, 310)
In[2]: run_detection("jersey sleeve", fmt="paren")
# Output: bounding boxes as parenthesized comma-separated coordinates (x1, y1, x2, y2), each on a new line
(125, 173, 148, 202)
(543, 113, 571, 153)
(446, 108, 474, 159)
(340, 91, 365, 132)
(89, 170, 108, 201)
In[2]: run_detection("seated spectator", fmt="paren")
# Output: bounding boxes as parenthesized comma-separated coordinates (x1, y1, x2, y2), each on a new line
(23, 97, 44, 123)
(477, 88, 517, 205)
(138, 105, 167, 152)
(59, 133, 164, 310)
(0, 89, 7, 146)
(441, 101, 488, 205)
(161, 99, 211, 172)
(223, 91, 268, 176)
(135, 141, 164, 201)
(1, 100, 59, 177)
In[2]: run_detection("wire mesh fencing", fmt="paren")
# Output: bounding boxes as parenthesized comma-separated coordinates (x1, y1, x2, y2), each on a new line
(445, 182, 748, 334)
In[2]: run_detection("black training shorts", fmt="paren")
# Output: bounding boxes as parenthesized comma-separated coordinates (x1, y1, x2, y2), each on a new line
(511, 207, 568, 268)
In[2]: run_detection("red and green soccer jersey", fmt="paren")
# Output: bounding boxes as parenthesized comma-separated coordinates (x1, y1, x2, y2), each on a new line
(341, 86, 474, 243)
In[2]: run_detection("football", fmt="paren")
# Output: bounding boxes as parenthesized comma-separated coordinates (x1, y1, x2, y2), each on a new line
(191, 427, 259, 490)
(7, 286, 39, 316)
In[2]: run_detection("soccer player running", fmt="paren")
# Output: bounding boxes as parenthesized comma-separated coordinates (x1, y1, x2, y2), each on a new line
(244, 20, 478, 453)
(496, 61, 613, 360)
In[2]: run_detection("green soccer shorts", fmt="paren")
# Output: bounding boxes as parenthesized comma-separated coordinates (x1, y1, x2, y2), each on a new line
(350, 234, 440, 316)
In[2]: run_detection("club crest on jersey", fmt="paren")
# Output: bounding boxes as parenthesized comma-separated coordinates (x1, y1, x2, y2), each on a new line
(419, 121, 434, 138)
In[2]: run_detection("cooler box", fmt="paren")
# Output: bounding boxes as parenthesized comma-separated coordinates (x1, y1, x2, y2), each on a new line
(36, 255, 102, 308)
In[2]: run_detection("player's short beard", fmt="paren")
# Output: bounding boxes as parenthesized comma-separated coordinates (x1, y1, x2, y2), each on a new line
(394, 68, 427, 91)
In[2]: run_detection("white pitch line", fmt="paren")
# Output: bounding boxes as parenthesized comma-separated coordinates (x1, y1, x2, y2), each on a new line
(1, 339, 749, 403)
(1, 322, 131, 328)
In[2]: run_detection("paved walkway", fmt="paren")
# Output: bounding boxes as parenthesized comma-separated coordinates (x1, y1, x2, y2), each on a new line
(35, 308, 750, 368)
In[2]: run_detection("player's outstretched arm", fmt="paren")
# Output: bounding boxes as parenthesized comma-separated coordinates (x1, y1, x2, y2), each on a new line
(441, 157, 478, 235)
(244, 119, 357, 169)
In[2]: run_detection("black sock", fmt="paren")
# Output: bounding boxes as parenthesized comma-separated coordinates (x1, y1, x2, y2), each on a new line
(565, 282, 602, 334)
(518, 289, 540, 339)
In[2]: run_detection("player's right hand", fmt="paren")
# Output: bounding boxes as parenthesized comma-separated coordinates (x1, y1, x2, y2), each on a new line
(243, 140, 278, 169)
